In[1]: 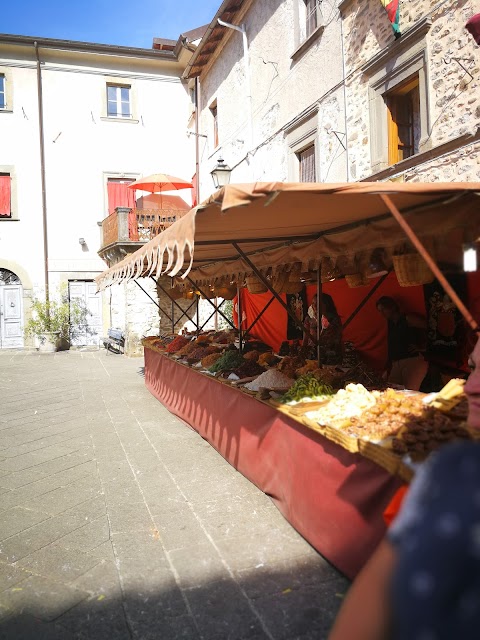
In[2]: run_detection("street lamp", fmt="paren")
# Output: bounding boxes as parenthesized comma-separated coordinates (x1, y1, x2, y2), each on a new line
(210, 157, 232, 189)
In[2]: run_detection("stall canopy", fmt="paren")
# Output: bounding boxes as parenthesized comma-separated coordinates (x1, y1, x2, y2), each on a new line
(95, 182, 480, 291)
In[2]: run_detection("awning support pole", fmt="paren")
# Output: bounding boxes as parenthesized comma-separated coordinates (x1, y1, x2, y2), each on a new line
(380, 194, 479, 332)
(184, 276, 237, 331)
(195, 294, 200, 334)
(237, 284, 243, 353)
(243, 295, 275, 338)
(317, 267, 322, 367)
(174, 300, 197, 328)
(199, 299, 226, 333)
(154, 279, 197, 330)
(232, 242, 317, 344)
(171, 299, 174, 334)
(342, 271, 390, 331)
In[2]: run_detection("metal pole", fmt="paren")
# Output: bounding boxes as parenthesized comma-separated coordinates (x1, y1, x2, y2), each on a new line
(184, 276, 237, 330)
(380, 194, 479, 332)
(196, 294, 200, 334)
(244, 295, 275, 338)
(232, 242, 317, 344)
(174, 299, 197, 328)
(342, 272, 390, 330)
(237, 284, 243, 353)
(200, 299, 226, 333)
(316, 267, 322, 367)
(171, 298, 174, 334)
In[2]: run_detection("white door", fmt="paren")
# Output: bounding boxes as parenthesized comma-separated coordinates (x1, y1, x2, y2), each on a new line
(0, 284, 24, 349)
(69, 281, 102, 346)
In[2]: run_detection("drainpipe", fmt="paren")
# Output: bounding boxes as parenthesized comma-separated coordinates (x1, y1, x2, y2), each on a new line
(217, 19, 254, 153)
(34, 42, 50, 301)
(339, 14, 350, 182)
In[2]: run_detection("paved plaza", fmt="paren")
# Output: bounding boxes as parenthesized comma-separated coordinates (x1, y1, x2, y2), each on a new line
(0, 350, 348, 639)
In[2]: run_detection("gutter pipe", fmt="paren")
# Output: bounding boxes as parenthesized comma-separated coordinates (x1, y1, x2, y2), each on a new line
(34, 41, 49, 301)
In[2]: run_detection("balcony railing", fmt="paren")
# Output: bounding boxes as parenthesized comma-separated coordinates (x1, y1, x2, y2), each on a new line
(100, 207, 183, 248)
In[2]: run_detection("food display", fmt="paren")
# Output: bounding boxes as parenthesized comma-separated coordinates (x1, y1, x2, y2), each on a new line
(166, 335, 190, 354)
(306, 383, 377, 426)
(282, 374, 334, 404)
(245, 369, 295, 392)
(232, 360, 265, 379)
(201, 352, 223, 368)
(208, 349, 245, 373)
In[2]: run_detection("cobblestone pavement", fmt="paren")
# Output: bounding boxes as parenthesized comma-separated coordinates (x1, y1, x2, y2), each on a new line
(0, 350, 348, 639)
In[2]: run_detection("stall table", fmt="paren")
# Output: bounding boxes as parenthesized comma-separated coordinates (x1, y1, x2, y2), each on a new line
(144, 345, 403, 579)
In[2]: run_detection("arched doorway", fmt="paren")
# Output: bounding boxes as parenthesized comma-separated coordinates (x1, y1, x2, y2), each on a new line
(0, 268, 24, 349)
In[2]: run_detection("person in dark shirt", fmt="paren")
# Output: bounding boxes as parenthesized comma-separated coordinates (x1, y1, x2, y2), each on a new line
(376, 296, 428, 390)
(303, 293, 343, 364)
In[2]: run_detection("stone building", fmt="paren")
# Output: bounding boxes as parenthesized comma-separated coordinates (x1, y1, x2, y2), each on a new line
(339, 0, 480, 182)
(184, 0, 349, 202)
(0, 32, 197, 354)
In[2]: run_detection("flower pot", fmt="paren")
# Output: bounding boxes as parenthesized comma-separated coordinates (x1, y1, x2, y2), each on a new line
(38, 331, 61, 353)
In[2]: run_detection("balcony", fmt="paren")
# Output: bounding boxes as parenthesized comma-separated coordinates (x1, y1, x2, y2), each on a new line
(98, 207, 183, 267)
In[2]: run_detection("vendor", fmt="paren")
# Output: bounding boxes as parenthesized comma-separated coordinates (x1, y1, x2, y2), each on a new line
(303, 293, 343, 364)
(376, 296, 428, 391)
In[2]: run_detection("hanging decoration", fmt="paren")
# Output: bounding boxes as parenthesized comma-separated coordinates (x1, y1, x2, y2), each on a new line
(380, 0, 401, 37)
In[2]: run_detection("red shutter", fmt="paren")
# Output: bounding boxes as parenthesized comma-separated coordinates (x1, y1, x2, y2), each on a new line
(107, 181, 135, 216)
(0, 175, 11, 217)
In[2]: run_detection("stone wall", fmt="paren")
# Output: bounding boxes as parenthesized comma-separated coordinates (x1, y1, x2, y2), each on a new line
(342, 0, 480, 180)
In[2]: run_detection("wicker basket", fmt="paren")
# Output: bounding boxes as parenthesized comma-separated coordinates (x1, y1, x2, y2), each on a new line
(393, 253, 434, 287)
(288, 264, 302, 283)
(345, 273, 369, 288)
(214, 285, 237, 300)
(271, 270, 288, 292)
(246, 275, 268, 294)
(281, 281, 303, 294)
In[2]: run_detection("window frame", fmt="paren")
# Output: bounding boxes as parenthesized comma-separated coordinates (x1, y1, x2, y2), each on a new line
(106, 83, 132, 119)
(386, 75, 420, 165)
(285, 104, 320, 182)
(0, 75, 5, 110)
(362, 17, 432, 172)
(0, 167, 18, 221)
(209, 100, 219, 149)
(0, 67, 13, 112)
(297, 144, 317, 182)
(292, 0, 324, 60)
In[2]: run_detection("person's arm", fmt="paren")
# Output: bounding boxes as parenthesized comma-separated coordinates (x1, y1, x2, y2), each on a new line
(328, 539, 396, 640)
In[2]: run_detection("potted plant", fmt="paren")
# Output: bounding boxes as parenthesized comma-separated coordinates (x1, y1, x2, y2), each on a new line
(24, 289, 89, 352)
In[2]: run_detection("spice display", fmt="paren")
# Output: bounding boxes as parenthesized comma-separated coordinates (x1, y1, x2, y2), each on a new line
(166, 335, 190, 354)
(391, 411, 473, 460)
(277, 356, 305, 379)
(232, 360, 265, 379)
(243, 350, 260, 362)
(176, 341, 197, 357)
(201, 352, 223, 368)
(306, 384, 377, 426)
(245, 369, 295, 392)
(186, 347, 212, 362)
(295, 361, 318, 377)
(208, 350, 245, 373)
(282, 374, 334, 403)
(258, 352, 279, 367)
(195, 335, 211, 345)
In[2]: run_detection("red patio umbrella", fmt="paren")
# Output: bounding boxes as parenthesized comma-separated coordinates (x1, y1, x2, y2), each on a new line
(128, 173, 193, 193)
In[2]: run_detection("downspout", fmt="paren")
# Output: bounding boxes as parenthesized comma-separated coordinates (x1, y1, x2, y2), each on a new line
(217, 19, 254, 153)
(34, 42, 50, 301)
(339, 13, 350, 182)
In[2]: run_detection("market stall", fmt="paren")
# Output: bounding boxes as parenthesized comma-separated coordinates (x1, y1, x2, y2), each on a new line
(96, 182, 480, 577)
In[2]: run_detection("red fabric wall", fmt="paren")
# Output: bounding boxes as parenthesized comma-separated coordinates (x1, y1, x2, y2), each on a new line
(238, 272, 480, 372)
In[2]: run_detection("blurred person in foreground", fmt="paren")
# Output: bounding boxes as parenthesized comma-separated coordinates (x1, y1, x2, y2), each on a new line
(328, 337, 480, 640)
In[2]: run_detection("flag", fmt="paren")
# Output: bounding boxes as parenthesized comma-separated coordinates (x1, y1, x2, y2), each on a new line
(381, 0, 400, 37)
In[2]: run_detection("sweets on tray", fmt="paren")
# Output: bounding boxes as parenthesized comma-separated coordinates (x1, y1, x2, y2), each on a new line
(306, 383, 377, 426)
(345, 389, 424, 440)
(391, 410, 473, 461)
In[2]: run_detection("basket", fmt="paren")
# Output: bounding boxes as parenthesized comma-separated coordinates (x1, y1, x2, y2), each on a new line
(271, 270, 288, 292)
(358, 440, 401, 476)
(214, 285, 237, 300)
(281, 281, 304, 294)
(246, 276, 268, 294)
(288, 264, 302, 283)
(393, 254, 434, 287)
(345, 273, 369, 288)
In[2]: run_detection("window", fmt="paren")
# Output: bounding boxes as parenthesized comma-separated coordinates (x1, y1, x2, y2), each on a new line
(0, 174, 11, 218)
(305, 0, 321, 38)
(0, 76, 5, 110)
(107, 84, 131, 118)
(386, 76, 420, 165)
(210, 101, 218, 148)
(298, 145, 316, 182)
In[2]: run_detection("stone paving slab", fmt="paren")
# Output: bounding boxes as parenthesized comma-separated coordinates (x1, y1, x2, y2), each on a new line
(0, 350, 349, 639)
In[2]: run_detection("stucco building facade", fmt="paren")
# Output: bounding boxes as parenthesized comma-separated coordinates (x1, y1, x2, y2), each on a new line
(0, 33, 195, 353)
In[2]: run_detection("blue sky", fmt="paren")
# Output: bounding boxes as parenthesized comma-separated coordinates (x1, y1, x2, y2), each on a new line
(1, 1, 220, 48)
